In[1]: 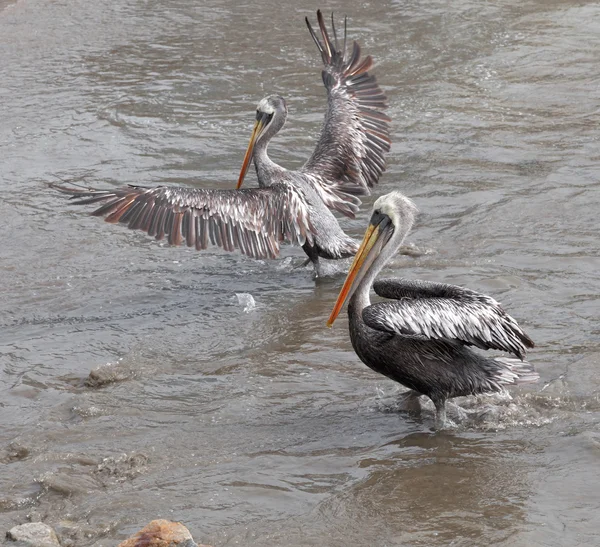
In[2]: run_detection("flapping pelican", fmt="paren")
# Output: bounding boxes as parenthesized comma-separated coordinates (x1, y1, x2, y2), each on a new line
(57, 11, 390, 277)
(327, 192, 538, 428)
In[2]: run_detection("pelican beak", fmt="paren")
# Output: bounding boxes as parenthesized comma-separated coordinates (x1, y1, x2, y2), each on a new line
(327, 213, 392, 327)
(236, 113, 270, 189)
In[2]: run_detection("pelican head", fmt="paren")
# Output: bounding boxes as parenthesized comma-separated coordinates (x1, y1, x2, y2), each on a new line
(327, 191, 419, 326)
(237, 95, 288, 189)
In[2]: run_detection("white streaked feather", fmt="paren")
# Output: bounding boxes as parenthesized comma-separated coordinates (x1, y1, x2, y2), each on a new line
(364, 278, 534, 359)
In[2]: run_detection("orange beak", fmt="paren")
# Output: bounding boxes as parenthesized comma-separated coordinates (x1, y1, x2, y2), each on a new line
(327, 222, 381, 327)
(236, 118, 267, 190)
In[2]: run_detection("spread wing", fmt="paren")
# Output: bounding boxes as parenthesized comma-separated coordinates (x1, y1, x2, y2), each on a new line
(301, 10, 391, 198)
(54, 183, 314, 259)
(363, 278, 535, 359)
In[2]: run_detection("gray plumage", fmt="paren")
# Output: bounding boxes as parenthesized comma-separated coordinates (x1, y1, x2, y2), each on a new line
(302, 11, 390, 194)
(55, 10, 391, 276)
(329, 192, 538, 428)
(57, 185, 313, 259)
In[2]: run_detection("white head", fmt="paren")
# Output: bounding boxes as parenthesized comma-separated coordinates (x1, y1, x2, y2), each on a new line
(371, 191, 419, 235)
(327, 191, 419, 326)
(237, 95, 288, 189)
(256, 95, 286, 117)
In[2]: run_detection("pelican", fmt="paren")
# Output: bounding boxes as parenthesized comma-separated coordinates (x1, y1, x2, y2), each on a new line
(327, 192, 538, 428)
(57, 11, 390, 277)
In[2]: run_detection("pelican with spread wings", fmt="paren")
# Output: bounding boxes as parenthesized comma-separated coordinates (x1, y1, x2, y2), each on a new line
(59, 10, 391, 276)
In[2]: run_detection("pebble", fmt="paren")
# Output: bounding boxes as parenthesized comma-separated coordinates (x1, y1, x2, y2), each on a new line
(118, 520, 211, 547)
(6, 522, 60, 547)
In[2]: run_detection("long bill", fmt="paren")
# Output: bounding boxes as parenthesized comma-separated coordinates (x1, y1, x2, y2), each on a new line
(236, 118, 267, 190)
(327, 218, 388, 327)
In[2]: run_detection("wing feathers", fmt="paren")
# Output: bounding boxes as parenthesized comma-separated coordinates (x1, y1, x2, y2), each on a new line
(366, 278, 535, 359)
(302, 11, 391, 200)
(56, 183, 314, 260)
(305, 16, 326, 62)
(317, 10, 333, 60)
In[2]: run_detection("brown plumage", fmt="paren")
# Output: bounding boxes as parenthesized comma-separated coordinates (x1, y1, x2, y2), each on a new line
(56, 184, 313, 260)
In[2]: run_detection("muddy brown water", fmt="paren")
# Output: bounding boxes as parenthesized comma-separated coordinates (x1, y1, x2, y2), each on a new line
(1, 0, 599, 545)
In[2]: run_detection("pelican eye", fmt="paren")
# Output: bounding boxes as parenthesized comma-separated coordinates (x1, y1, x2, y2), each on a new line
(255, 111, 274, 123)
(371, 209, 391, 229)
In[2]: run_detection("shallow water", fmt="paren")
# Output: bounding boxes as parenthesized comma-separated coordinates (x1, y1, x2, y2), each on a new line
(1, 0, 599, 545)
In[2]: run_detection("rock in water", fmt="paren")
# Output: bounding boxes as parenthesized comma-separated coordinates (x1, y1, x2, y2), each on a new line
(6, 522, 60, 547)
(118, 519, 211, 547)
(85, 359, 134, 388)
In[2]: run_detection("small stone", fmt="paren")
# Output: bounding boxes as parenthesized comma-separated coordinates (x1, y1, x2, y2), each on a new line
(117, 520, 210, 547)
(6, 522, 60, 547)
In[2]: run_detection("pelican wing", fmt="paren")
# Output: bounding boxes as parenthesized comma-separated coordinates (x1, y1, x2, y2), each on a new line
(55, 183, 313, 259)
(363, 278, 535, 359)
(301, 10, 391, 200)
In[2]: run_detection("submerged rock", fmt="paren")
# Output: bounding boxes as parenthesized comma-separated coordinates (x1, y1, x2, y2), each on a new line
(6, 522, 60, 547)
(1, 441, 30, 463)
(84, 359, 133, 388)
(38, 471, 101, 496)
(94, 452, 148, 483)
(117, 520, 210, 547)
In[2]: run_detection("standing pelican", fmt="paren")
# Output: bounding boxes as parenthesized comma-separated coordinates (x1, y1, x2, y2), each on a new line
(56, 11, 390, 277)
(327, 192, 538, 428)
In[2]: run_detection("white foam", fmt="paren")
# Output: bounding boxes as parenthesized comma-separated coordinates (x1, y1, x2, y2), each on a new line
(235, 293, 256, 313)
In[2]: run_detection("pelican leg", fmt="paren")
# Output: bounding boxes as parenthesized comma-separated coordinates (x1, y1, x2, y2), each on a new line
(302, 241, 321, 278)
(313, 258, 322, 278)
(432, 397, 447, 429)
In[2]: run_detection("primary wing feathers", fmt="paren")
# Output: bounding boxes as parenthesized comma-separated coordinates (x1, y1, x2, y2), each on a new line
(365, 278, 535, 359)
(302, 10, 391, 197)
(58, 184, 314, 259)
